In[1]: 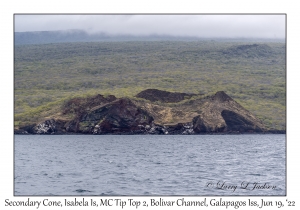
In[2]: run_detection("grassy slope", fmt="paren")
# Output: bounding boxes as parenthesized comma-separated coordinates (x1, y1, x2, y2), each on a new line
(14, 41, 286, 130)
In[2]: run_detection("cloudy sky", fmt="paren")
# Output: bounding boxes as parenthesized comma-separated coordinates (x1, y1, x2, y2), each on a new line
(14, 14, 285, 39)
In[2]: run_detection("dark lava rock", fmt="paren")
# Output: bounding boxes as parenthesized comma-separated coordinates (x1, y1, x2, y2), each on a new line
(62, 94, 117, 117)
(193, 116, 209, 133)
(62, 94, 118, 133)
(221, 110, 263, 132)
(192, 91, 265, 133)
(193, 115, 226, 133)
(144, 123, 168, 135)
(33, 119, 57, 134)
(19, 119, 69, 134)
(136, 89, 197, 103)
(167, 122, 194, 134)
(15, 90, 274, 135)
(211, 91, 233, 102)
(78, 98, 154, 134)
(16, 124, 36, 134)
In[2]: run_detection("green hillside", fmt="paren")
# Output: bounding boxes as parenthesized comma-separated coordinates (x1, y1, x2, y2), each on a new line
(14, 41, 286, 130)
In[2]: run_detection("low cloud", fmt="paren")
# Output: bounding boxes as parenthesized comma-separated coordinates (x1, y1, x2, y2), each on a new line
(14, 14, 285, 39)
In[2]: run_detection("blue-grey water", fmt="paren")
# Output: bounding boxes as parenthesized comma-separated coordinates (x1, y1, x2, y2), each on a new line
(14, 135, 285, 196)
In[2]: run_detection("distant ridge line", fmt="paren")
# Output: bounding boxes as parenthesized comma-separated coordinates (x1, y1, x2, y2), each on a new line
(14, 30, 285, 45)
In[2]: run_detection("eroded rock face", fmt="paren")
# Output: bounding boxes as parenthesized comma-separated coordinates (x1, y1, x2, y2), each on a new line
(15, 90, 268, 134)
(192, 91, 265, 133)
(33, 119, 56, 134)
(17, 119, 67, 134)
(166, 122, 194, 135)
(78, 98, 154, 134)
(221, 110, 263, 132)
(193, 116, 210, 133)
(62, 94, 118, 133)
(62, 94, 117, 117)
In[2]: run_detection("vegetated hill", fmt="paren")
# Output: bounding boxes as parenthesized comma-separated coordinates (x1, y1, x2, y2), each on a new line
(15, 89, 283, 135)
(14, 41, 286, 130)
(222, 44, 275, 58)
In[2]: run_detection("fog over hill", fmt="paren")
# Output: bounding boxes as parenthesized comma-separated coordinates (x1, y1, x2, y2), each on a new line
(15, 15, 285, 38)
(14, 29, 285, 45)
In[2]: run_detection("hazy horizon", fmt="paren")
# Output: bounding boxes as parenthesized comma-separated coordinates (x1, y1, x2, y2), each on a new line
(14, 15, 286, 39)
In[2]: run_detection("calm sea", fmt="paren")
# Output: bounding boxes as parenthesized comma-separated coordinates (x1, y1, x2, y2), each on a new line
(14, 134, 285, 196)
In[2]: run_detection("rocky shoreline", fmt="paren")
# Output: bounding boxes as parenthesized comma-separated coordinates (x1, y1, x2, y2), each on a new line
(14, 89, 285, 135)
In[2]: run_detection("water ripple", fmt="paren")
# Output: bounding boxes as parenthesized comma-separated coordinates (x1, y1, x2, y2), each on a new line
(14, 134, 285, 195)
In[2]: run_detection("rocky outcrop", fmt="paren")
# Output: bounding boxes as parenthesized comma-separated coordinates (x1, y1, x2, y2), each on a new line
(166, 122, 194, 135)
(62, 94, 117, 117)
(192, 91, 265, 133)
(77, 98, 154, 134)
(33, 119, 57, 134)
(15, 124, 36, 134)
(62, 94, 118, 133)
(18, 119, 68, 134)
(221, 110, 261, 132)
(15, 90, 270, 135)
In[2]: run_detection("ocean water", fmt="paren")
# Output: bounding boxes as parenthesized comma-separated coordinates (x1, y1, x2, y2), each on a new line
(14, 134, 285, 196)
